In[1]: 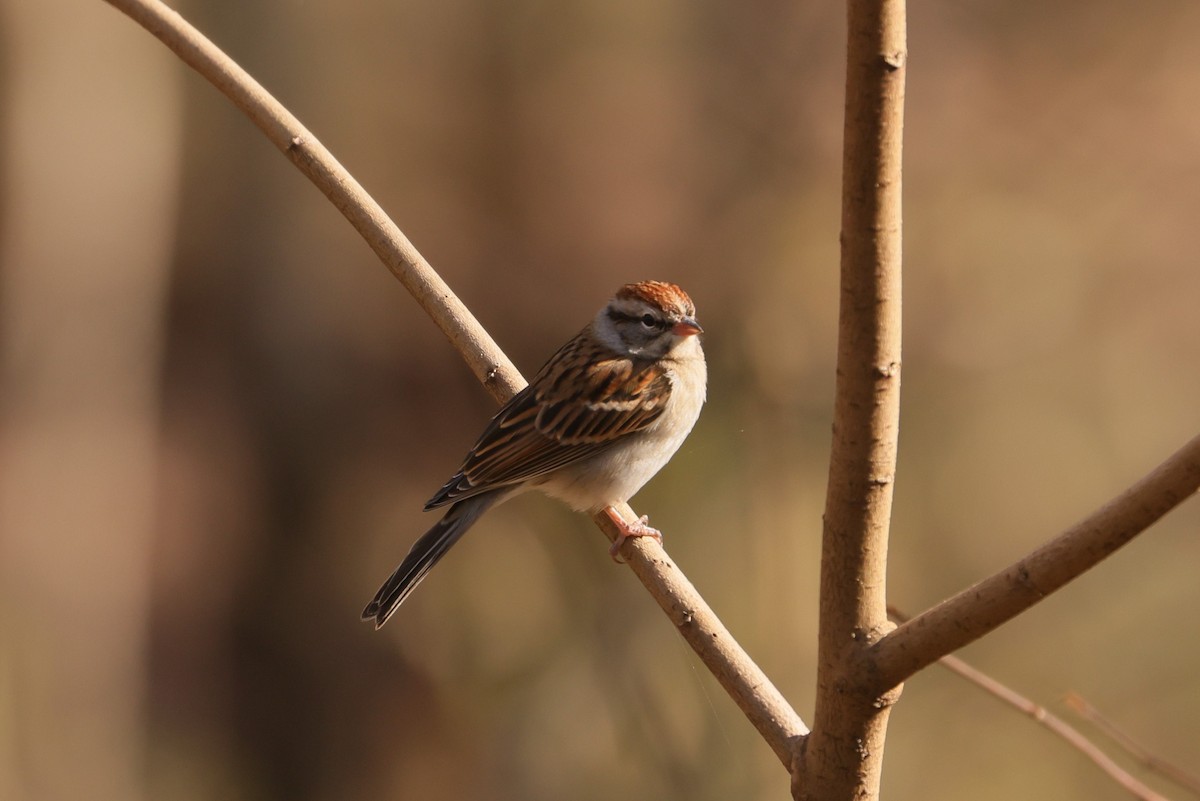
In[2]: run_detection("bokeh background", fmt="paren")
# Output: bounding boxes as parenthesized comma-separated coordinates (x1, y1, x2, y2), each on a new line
(1, 1, 1197, 799)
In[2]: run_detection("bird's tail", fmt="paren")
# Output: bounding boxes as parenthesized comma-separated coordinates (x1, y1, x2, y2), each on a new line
(361, 495, 498, 628)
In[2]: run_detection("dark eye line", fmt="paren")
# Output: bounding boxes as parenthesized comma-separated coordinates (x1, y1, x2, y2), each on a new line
(608, 309, 666, 330)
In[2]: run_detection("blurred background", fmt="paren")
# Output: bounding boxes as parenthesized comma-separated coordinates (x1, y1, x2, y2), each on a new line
(1, 1, 1197, 799)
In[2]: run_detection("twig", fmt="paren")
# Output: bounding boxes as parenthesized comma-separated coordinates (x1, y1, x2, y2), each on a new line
(1065, 692, 1200, 798)
(872, 433, 1200, 689)
(792, 0, 907, 798)
(101, 0, 808, 767)
(887, 609, 1174, 801)
(939, 656, 1171, 801)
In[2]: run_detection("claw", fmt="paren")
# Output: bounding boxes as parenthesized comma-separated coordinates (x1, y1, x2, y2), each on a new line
(605, 509, 663, 563)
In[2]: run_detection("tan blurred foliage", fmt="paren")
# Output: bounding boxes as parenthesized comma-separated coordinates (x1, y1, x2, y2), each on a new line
(0, 1, 1196, 800)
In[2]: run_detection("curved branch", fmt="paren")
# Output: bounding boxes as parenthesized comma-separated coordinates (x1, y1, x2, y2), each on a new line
(105, 0, 523, 401)
(102, 0, 808, 766)
(873, 433, 1200, 689)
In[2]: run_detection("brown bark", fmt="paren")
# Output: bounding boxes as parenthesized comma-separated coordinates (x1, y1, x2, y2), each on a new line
(791, 0, 906, 798)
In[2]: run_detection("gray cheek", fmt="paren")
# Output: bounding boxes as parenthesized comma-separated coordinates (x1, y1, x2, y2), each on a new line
(638, 332, 672, 358)
(622, 330, 662, 357)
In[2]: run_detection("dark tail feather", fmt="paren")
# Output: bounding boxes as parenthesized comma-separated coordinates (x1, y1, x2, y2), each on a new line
(361, 495, 497, 629)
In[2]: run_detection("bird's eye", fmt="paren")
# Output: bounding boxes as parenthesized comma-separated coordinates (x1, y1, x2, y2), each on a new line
(640, 314, 658, 328)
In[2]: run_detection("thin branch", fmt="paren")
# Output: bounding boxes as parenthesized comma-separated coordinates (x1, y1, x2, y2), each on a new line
(872, 433, 1200, 689)
(793, 0, 907, 797)
(1065, 693, 1200, 798)
(102, 0, 808, 767)
(940, 655, 1172, 801)
(887, 609, 1175, 801)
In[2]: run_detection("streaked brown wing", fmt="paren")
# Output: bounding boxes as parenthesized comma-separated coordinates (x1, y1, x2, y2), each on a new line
(424, 334, 671, 509)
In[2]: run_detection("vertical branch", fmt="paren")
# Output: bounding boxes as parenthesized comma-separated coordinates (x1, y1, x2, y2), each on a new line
(793, 0, 906, 799)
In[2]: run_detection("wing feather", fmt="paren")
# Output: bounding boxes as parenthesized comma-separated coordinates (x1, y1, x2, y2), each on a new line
(424, 332, 671, 510)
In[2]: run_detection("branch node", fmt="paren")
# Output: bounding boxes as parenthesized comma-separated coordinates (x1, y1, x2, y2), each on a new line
(873, 361, 900, 379)
(871, 685, 903, 710)
(1014, 564, 1046, 598)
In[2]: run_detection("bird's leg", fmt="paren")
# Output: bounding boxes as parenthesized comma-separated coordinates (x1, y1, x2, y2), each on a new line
(603, 507, 663, 563)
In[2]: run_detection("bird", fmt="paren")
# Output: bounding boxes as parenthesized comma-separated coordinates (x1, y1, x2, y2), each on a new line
(361, 280, 707, 628)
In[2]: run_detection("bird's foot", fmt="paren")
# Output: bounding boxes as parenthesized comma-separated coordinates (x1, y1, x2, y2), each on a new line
(605, 508, 663, 563)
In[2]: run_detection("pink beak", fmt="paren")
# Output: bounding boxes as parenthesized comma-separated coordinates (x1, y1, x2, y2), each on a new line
(672, 318, 703, 337)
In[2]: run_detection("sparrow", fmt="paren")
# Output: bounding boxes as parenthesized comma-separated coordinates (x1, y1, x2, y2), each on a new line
(362, 280, 706, 628)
